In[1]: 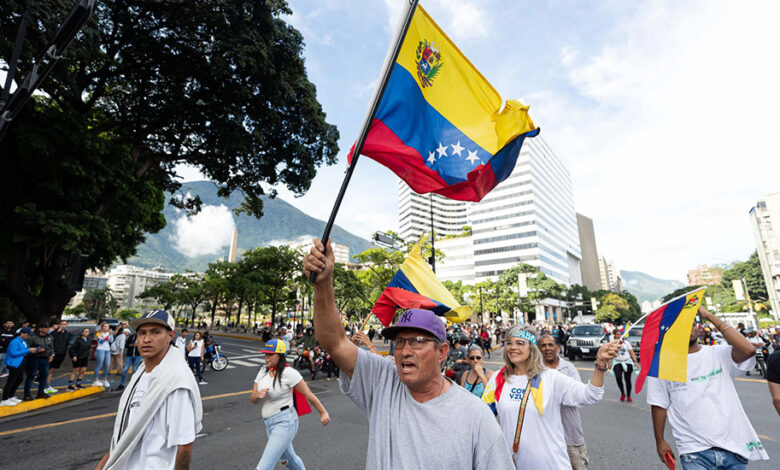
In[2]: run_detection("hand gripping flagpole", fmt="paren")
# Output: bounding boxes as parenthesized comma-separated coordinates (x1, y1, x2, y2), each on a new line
(309, 0, 420, 284)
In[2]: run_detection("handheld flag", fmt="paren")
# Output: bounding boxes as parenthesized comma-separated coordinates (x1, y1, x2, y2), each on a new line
(348, 5, 539, 202)
(372, 240, 471, 326)
(635, 288, 706, 392)
(482, 366, 543, 417)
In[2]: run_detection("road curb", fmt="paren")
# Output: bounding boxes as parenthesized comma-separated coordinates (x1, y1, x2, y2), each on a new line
(211, 332, 264, 342)
(0, 386, 105, 418)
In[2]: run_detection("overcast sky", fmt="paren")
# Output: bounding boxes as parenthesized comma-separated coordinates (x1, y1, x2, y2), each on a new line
(175, 0, 780, 282)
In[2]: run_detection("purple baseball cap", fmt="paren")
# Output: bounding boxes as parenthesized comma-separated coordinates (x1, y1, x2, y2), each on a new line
(381, 309, 446, 343)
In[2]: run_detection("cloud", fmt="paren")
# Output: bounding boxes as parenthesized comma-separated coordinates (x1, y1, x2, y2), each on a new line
(266, 235, 317, 247)
(536, 0, 780, 279)
(171, 205, 235, 258)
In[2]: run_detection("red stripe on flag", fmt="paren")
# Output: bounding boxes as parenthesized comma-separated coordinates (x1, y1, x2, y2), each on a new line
(635, 304, 667, 393)
(372, 287, 440, 326)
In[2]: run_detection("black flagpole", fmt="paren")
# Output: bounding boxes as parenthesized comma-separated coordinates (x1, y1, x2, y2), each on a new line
(309, 0, 419, 283)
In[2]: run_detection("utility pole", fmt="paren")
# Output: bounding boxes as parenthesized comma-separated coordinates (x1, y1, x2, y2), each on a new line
(742, 277, 757, 329)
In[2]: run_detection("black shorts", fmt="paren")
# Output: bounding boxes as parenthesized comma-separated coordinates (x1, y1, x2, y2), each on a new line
(72, 357, 88, 368)
(51, 353, 66, 369)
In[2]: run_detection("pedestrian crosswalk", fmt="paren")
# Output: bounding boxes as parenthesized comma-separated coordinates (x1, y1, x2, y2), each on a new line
(212, 351, 300, 370)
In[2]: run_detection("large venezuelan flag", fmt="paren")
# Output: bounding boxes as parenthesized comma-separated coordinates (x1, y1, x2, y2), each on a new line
(348, 5, 539, 202)
(635, 288, 706, 392)
(372, 241, 471, 326)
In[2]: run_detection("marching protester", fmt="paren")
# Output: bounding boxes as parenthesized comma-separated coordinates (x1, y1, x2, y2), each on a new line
(186, 331, 207, 385)
(116, 328, 142, 391)
(303, 238, 514, 469)
(95, 310, 202, 470)
(647, 306, 769, 470)
(93, 322, 114, 388)
(768, 348, 780, 416)
(483, 325, 620, 469)
(0, 327, 31, 406)
(46, 320, 71, 394)
(538, 335, 589, 470)
(1, 320, 16, 377)
(648, 306, 769, 467)
(175, 328, 188, 359)
(109, 324, 126, 376)
(251, 339, 329, 470)
(24, 322, 54, 401)
(459, 345, 493, 399)
(67, 328, 92, 390)
(611, 329, 638, 402)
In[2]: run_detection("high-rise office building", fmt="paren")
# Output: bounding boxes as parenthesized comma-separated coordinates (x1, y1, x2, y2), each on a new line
(398, 181, 469, 242)
(470, 135, 582, 286)
(576, 213, 602, 291)
(749, 193, 780, 320)
(598, 256, 620, 292)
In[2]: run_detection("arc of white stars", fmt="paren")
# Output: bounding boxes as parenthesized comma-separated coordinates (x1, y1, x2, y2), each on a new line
(436, 142, 448, 158)
(466, 149, 480, 165)
(451, 141, 464, 157)
(427, 151, 436, 165)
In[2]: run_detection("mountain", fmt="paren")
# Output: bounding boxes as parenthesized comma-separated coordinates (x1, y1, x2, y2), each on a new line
(620, 270, 686, 303)
(126, 181, 373, 272)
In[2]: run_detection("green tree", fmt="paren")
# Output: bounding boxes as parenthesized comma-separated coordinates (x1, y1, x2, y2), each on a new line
(595, 293, 630, 323)
(138, 280, 181, 313)
(240, 246, 300, 325)
(116, 308, 140, 321)
(0, 0, 339, 323)
(333, 264, 369, 321)
(202, 261, 235, 326)
(722, 251, 768, 301)
(82, 289, 117, 320)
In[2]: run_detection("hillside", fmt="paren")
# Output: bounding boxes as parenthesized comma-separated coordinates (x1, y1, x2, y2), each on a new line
(126, 181, 372, 272)
(620, 270, 686, 303)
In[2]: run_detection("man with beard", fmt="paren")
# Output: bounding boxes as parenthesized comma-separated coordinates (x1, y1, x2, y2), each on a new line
(539, 335, 589, 469)
(647, 306, 769, 468)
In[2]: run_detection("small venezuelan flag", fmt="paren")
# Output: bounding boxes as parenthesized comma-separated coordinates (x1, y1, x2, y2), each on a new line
(348, 5, 539, 202)
(635, 288, 706, 392)
(372, 241, 471, 326)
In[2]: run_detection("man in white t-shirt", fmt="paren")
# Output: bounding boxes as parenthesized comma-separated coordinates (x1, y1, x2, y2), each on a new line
(647, 306, 769, 469)
(95, 310, 202, 470)
(174, 329, 188, 359)
(539, 334, 589, 470)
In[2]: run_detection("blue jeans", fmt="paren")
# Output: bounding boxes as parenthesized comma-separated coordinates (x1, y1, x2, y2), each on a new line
(681, 448, 749, 470)
(256, 408, 305, 470)
(24, 357, 49, 396)
(187, 357, 203, 382)
(120, 355, 143, 386)
(94, 349, 111, 381)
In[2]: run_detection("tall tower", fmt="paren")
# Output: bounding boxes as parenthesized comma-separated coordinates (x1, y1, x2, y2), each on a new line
(397, 181, 470, 242)
(749, 194, 780, 320)
(228, 226, 238, 263)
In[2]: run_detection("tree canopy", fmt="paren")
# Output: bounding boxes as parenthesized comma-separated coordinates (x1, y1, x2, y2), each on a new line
(0, 0, 339, 322)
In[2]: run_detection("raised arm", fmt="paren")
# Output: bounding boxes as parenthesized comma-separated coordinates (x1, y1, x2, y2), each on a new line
(302, 238, 358, 378)
(699, 306, 755, 363)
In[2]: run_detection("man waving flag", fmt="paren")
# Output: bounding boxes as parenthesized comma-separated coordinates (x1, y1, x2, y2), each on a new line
(348, 4, 539, 202)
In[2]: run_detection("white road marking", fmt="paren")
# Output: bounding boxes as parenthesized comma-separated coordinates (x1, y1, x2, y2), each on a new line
(230, 359, 261, 367)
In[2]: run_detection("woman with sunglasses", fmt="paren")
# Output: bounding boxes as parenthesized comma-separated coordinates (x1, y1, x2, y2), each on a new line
(483, 325, 620, 469)
(251, 339, 330, 470)
(460, 345, 493, 398)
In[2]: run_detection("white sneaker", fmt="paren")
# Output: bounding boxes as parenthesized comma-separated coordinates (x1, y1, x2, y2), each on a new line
(45, 386, 59, 394)
(93, 380, 102, 387)
(103, 379, 111, 388)
(198, 380, 208, 385)
(9, 397, 21, 404)
(0, 373, 8, 378)
(0, 399, 14, 406)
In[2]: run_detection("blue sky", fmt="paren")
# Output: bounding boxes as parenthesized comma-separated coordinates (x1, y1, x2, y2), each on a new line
(175, 0, 780, 282)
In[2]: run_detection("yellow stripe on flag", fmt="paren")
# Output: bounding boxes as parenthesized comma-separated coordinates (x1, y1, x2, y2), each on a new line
(396, 6, 535, 154)
(657, 289, 705, 383)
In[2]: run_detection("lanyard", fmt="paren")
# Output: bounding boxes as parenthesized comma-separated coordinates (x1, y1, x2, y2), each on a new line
(512, 376, 534, 454)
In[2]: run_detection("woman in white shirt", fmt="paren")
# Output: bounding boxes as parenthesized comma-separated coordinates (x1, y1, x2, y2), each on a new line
(483, 325, 620, 469)
(93, 322, 114, 388)
(611, 330, 638, 402)
(186, 331, 207, 385)
(251, 339, 330, 470)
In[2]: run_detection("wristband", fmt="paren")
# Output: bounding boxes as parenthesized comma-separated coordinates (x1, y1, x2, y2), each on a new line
(719, 324, 732, 333)
(594, 361, 609, 372)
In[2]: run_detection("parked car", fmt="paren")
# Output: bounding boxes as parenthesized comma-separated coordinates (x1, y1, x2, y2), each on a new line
(625, 326, 643, 359)
(566, 324, 607, 360)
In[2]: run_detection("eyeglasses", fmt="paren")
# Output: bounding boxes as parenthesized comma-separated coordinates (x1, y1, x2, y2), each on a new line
(393, 336, 437, 350)
(469, 356, 482, 360)
(506, 339, 531, 349)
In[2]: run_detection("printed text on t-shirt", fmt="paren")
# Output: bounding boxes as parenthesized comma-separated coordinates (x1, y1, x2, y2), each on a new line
(508, 387, 525, 401)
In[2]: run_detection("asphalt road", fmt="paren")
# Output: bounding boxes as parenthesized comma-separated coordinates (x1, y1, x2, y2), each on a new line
(0, 336, 777, 469)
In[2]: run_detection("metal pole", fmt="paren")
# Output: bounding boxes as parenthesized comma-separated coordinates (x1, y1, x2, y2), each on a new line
(742, 277, 757, 328)
(0, 0, 33, 112)
(309, 0, 419, 283)
(429, 194, 436, 272)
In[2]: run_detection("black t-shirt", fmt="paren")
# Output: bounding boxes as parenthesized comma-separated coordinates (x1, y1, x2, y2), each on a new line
(767, 349, 780, 384)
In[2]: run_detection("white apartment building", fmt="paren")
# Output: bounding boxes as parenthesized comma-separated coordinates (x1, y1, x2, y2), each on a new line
(598, 256, 620, 292)
(470, 135, 582, 287)
(749, 194, 780, 320)
(398, 181, 470, 242)
(106, 265, 176, 310)
(289, 239, 350, 265)
(435, 236, 475, 284)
